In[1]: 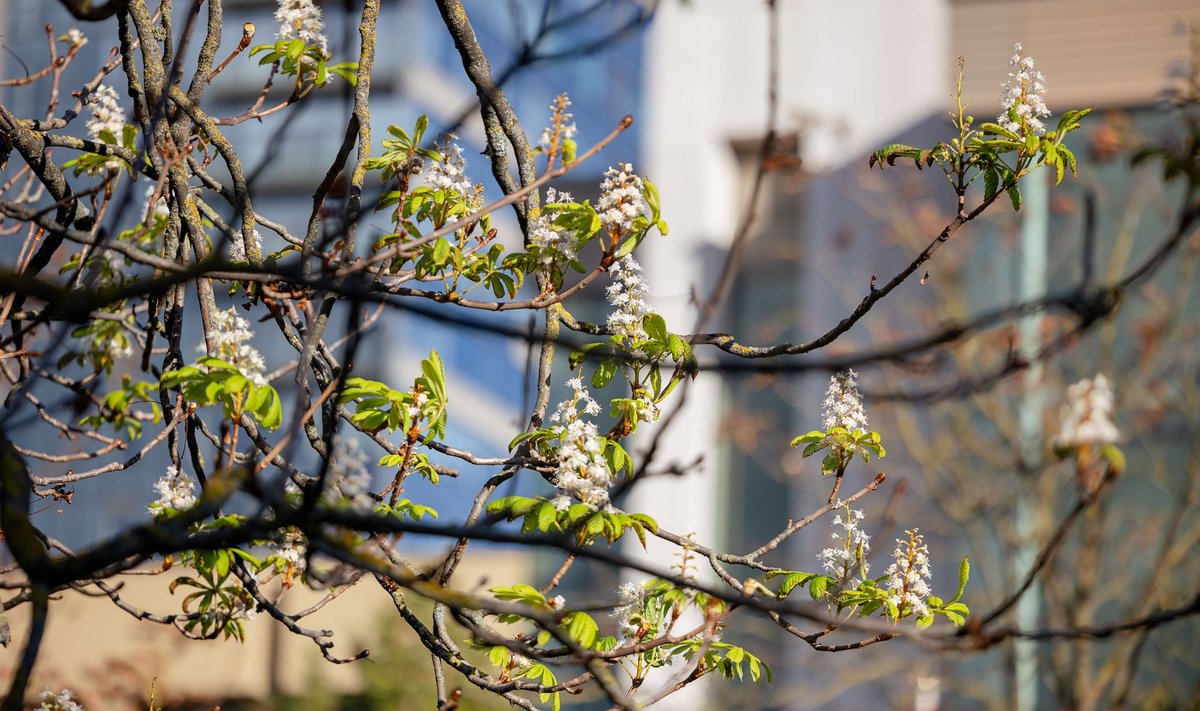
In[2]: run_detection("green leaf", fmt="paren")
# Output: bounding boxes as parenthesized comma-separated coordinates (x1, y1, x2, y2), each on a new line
(421, 350, 447, 399)
(809, 575, 830, 601)
(414, 114, 429, 144)
(627, 512, 657, 532)
(777, 571, 815, 598)
(564, 612, 599, 648)
(285, 38, 304, 62)
(536, 502, 558, 532)
(431, 238, 452, 265)
(984, 168, 999, 202)
(1007, 185, 1022, 211)
(644, 313, 668, 343)
(260, 387, 283, 429)
(789, 430, 824, 447)
(950, 556, 970, 604)
(592, 358, 618, 389)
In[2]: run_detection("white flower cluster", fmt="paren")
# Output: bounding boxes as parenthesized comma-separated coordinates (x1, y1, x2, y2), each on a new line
(37, 689, 84, 711)
(885, 529, 932, 619)
(144, 185, 169, 222)
(275, 0, 326, 51)
(817, 505, 871, 588)
(426, 136, 472, 199)
(86, 84, 126, 170)
(530, 187, 577, 271)
(94, 328, 133, 361)
(538, 95, 578, 154)
(324, 438, 374, 512)
(598, 163, 646, 234)
(228, 228, 262, 263)
(271, 528, 308, 576)
(998, 42, 1050, 136)
(605, 255, 651, 341)
(610, 581, 645, 641)
(548, 377, 611, 510)
(631, 390, 660, 425)
(1054, 374, 1119, 449)
(822, 369, 868, 433)
(196, 599, 257, 628)
(150, 464, 197, 512)
(63, 29, 87, 48)
(208, 307, 268, 386)
(406, 390, 430, 425)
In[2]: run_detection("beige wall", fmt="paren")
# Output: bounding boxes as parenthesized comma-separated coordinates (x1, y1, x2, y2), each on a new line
(953, 0, 1200, 110)
(0, 550, 532, 708)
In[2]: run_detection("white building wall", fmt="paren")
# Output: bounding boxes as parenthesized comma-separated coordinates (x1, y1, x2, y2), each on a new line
(632, 2, 948, 705)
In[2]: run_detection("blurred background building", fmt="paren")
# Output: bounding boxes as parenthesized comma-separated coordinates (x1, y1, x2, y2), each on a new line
(3, 0, 1200, 709)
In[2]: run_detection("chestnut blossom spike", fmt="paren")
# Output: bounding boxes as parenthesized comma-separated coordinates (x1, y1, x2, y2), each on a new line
(426, 136, 472, 199)
(530, 187, 577, 271)
(598, 162, 647, 234)
(207, 307, 269, 386)
(274, 0, 326, 51)
(610, 581, 646, 642)
(271, 528, 308, 578)
(548, 377, 611, 510)
(817, 505, 871, 588)
(150, 464, 197, 512)
(87, 84, 127, 168)
(92, 326, 133, 362)
(37, 689, 85, 711)
(885, 529, 933, 619)
(538, 93, 578, 155)
(324, 438, 375, 512)
(605, 255, 651, 341)
(1054, 374, 1119, 449)
(63, 29, 87, 48)
(822, 369, 868, 433)
(998, 42, 1050, 135)
(228, 228, 263, 263)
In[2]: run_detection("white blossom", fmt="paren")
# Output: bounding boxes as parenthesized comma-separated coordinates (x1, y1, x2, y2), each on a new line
(610, 581, 645, 641)
(271, 528, 308, 576)
(538, 94, 578, 154)
(885, 529, 933, 619)
(207, 307, 268, 386)
(63, 29, 87, 48)
(998, 43, 1050, 136)
(150, 464, 197, 512)
(92, 326, 133, 362)
(86, 84, 126, 146)
(631, 390, 660, 424)
(548, 378, 611, 510)
(817, 505, 871, 588)
(547, 594, 566, 610)
(228, 229, 262, 263)
(605, 255, 651, 341)
(274, 0, 326, 51)
(822, 369, 868, 433)
(144, 185, 169, 222)
(405, 390, 430, 425)
(598, 163, 646, 234)
(530, 187, 577, 271)
(426, 136, 472, 199)
(37, 689, 84, 711)
(324, 437, 375, 512)
(1054, 374, 1119, 449)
